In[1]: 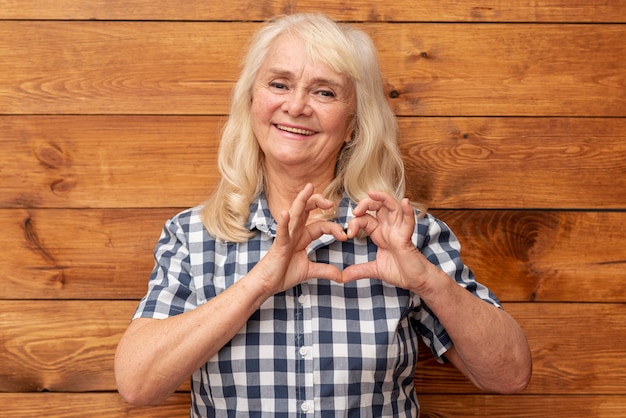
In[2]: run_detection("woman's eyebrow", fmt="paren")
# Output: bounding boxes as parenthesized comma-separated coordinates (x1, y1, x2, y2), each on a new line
(266, 68, 346, 88)
(266, 68, 292, 78)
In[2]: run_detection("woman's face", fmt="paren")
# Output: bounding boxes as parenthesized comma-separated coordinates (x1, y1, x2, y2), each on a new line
(251, 34, 356, 180)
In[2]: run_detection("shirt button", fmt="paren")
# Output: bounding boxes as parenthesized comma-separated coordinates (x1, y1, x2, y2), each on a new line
(301, 401, 312, 412)
(299, 346, 309, 357)
(298, 295, 306, 304)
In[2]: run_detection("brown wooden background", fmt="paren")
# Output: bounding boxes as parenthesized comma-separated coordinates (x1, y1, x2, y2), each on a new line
(1, 1, 625, 417)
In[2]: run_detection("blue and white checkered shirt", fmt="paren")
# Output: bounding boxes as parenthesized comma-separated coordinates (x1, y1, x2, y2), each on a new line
(134, 193, 501, 417)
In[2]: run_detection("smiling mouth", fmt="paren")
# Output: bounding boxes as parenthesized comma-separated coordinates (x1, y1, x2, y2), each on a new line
(276, 124, 316, 136)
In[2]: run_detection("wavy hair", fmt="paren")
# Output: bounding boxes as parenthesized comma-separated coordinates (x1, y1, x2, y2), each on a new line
(201, 13, 411, 242)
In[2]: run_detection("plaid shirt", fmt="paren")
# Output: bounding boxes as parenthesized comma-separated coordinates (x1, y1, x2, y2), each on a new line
(134, 193, 501, 417)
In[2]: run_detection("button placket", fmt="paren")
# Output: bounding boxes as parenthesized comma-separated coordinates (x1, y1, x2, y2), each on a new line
(298, 283, 314, 414)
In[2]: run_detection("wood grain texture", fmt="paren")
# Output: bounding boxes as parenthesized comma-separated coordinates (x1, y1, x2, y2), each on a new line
(2, 23, 624, 116)
(435, 210, 626, 303)
(418, 395, 626, 418)
(402, 117, 626, 208)
(2, 301, 626, 395)
(1, 0, 625, 22)
(0, 208, 173, 300)
(1, 208, 624, 302)
(0, 393, 191, 418)
(1, 2, 624, 416)
(0, 301, 132, 392)
(2, 393, 626, 418)
(2, 116, 624, 209)
(1, 116, 220, 209)
(416, 303, 626, 395)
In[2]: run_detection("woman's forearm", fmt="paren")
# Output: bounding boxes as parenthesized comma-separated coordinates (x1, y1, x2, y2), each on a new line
(114, 270, 272, 406)
(418, 267, 532, 393)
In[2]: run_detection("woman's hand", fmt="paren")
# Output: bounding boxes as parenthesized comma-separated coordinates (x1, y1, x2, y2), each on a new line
(256, 183, 347, 295)
(343, 191, 532, 394)
(342, 191, 435, 294)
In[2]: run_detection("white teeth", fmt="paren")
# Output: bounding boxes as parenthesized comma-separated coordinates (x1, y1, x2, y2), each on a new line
(277, 125, 315, 136)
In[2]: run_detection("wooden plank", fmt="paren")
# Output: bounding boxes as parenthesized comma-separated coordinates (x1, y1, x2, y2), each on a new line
(0, 208, 175, 300)
(434, 210, 626, 303)
(1, 0, 625, 22)
(2, 301, 626, 395)
(0, 393, 190, 418)
(415, 303, 626, 395)
(1, 393, 626, 418)
(2, 116, 624, 209)
(1, 23, 624, 116)
(402, 117, 626, 209)
(379, 23, 626, 117)
(0, 22, 249, 115)
(1, 116, 219, 209)
(0, 301, 132, 392)
(418, 395, 626, 418)
(1, 208, 624, 302)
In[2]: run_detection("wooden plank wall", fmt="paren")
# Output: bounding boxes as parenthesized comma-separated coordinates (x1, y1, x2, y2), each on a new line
(1, 1, 625, 416)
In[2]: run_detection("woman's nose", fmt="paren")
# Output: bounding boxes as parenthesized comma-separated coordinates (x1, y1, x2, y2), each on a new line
(282, 91, 311, 116)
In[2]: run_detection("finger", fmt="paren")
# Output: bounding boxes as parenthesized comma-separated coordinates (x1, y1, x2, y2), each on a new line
(287, 184, 315, 230)
(307, 220, 347, 242)
(367, 190, 392, 201)
(274, 210, 291, 242)
(351, 196, 382, 216)
(341, 261, 379, 283)
(352, 191, 400, 216)
(346, 214, 378, 239)
(305, 193, 335, 212)
(271, 210, 301, 260)
(368, 190, 404, 213)
(401, 198, 415, 221)
(308, 262, 343, 283)
(290, 183, 315, 215)
(399, 198, 417, 234)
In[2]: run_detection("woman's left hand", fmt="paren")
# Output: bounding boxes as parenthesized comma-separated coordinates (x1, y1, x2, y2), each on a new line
(342, 191, 435, 294)
(343, 191, 533, 394)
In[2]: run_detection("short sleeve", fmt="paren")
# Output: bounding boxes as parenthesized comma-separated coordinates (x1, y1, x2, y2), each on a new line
(413, 213, 502, 362)
(133, 209, 199, 320)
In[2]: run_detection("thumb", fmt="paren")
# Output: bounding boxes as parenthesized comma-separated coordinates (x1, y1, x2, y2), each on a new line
(341, 261, 378, 283)
(308, 262, 343, 283)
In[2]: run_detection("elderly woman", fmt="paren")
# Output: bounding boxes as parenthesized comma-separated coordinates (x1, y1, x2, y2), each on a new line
(115, 13, 531, 417)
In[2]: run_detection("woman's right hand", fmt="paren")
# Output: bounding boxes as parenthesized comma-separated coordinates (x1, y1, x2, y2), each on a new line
(255, 183, 347, 295)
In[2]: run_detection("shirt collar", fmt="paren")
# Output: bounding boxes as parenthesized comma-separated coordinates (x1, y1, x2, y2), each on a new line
(246, 192, 355, 249)
(247, 192, 276, 236)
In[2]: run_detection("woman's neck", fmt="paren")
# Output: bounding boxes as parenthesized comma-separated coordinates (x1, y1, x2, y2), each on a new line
(264, 170, 334, 220)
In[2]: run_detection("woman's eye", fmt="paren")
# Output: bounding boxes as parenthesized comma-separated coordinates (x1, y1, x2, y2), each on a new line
(269, 82, 287, 90)
(317, 90, 336, 98)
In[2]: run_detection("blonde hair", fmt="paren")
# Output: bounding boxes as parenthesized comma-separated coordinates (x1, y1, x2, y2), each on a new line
(202, 13, 411, 242)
